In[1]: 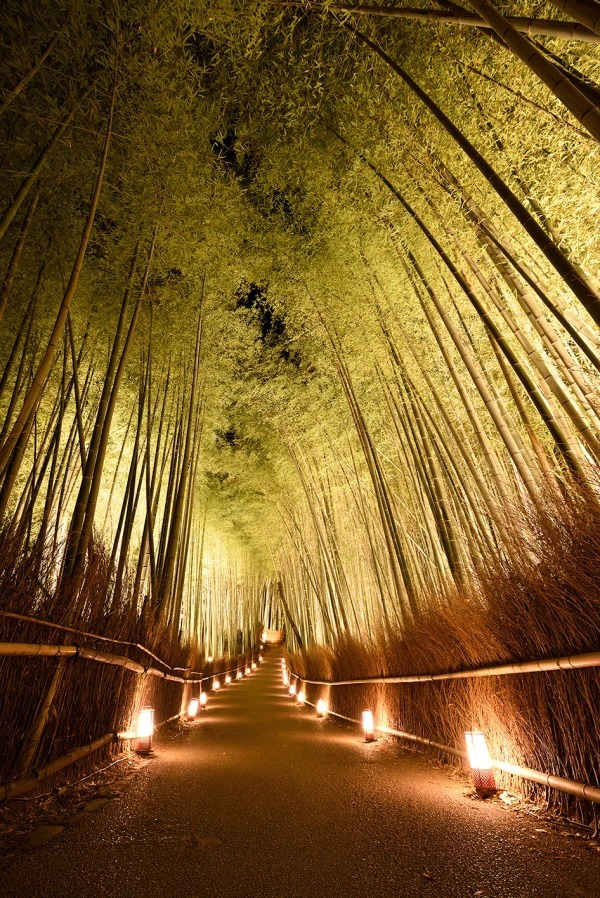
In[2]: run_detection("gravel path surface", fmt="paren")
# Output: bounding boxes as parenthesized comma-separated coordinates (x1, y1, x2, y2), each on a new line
(3, 650, 599, 898)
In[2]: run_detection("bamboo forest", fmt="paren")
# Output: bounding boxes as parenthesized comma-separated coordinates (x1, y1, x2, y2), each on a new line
(1, 1, 600, 892)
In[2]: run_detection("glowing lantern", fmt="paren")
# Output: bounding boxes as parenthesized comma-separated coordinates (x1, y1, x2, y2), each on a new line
(213, 678, 220, 690)
(258, 654, 263, 663)
(465, 731, 496, 793)
(281, 659, 286, 667)
(260, 643, 264, 650)
(225, 674, 231, 685)
(188, 698, 199, 719)
(289, 683, 297, 697)
(316, 699, 327, 718)
(237, 670, 243, 680)
(200, 691, 207, 709)
(362, 710, 376, 742)
(283, 670, 289, 686)
(136, 707, 154, 752)
(245, 666, 251, 676)
(297, 690, 306, 705)
(251, 661, 257, 670)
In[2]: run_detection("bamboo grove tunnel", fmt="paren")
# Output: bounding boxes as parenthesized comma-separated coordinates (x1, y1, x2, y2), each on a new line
(0, 1, 600, 895)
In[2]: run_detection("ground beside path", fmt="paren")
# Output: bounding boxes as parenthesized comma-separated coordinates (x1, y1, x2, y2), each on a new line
(2, 649, 599, 898)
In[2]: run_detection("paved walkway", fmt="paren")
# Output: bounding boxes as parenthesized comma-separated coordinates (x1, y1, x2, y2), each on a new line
(2, 650, 599, 897)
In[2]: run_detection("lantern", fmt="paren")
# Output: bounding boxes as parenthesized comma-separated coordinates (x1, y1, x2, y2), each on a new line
(281, 658, 286, 667)
(465, 731, 496, 793)
(213, 678, 220, 690)
(199, 691, 207, 709)
(362, 710, 376, 742)
(187, 698, 199, 719)
(258, 654, 263, 663)
(245, 666, 251, 676)
(297, 690, 306, 705)
(316, 699, 327, 718)
(237, 670, 243, 680)
(283, 670, 289, 686)
(251, 661, 257, 670)
(225, 674, 231, 685)
(289, 683, 297, 697)
(136, 707, 154, 753)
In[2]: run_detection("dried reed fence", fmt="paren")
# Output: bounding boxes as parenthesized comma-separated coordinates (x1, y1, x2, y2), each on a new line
(0, 618, 256, 800)
(287, 640, 600, 824)
(0, 532, 257, 800)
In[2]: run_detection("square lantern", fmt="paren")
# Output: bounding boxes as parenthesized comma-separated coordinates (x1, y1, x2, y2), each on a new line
(213, 678, 220, 690)
(188, 698, 199, 719)
(316, 699, 327, 718)
(199, 691, 207, 709)
(225, 674, 231, 685)
(362, 709, 376, 742)
(297, 690, 306, 705)
(465, 730, 496, 794)
(136, 707, 154, 753)
(289, 683, 297, 697)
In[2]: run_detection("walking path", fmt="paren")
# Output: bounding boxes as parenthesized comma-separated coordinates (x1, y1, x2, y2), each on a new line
(2, 650, 599, 897)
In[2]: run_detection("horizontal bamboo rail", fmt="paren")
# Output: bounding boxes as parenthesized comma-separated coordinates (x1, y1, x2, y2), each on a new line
(0, 610, 194, 673)
(300, 697, 600, 805)
(0, 732, 117, 801)
(0, 705, 208, 801)
(0, 640, 251, 684)
(287, 649, 600, 686)
(0, 654, 256, 801)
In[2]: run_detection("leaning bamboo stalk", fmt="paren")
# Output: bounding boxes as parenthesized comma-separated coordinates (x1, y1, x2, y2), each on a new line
(0, 30, 64, 118)
(545, 0, 600, 36)
(304, 2, 600, 42)
(17, 658, 67, 778)
(335, 28, 600, 324)
(0, 185, 40, 323)
(0, 732, 117, 802)
(0, 77, 116, 478)
(0, 101, 80, 243)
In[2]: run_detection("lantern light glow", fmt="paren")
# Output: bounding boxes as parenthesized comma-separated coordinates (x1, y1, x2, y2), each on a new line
(465, 731, 496, 793)
(136, 707, 154, 752)
(258, 654, 263, 663)
(283, 670, 289, 686)
(316, 699, 327, 718)
(200, 691, 207, 709)
(237, 670, 243, 680)
(362, 709, 376, 742)
(213, 678, 220, 690)
(289, 683, 297, 697)
(188, 698, 199, 719)
(225, 674, 231, 685)
(245, 666, 251, 676)
(297, 690, 306, 705)
(251, 661, 257, 669)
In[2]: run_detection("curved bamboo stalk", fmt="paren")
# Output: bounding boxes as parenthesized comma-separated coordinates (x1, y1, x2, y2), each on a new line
(336, 24, 600, 326)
